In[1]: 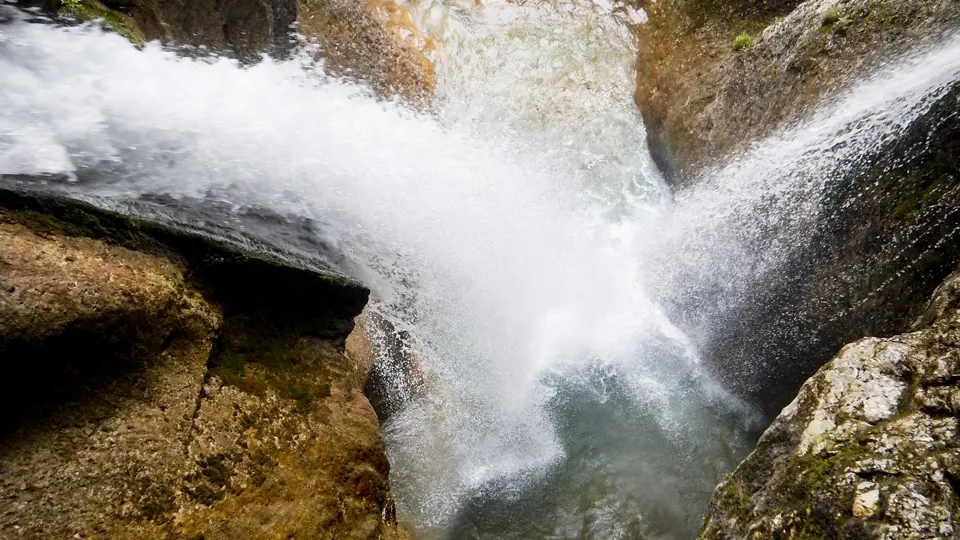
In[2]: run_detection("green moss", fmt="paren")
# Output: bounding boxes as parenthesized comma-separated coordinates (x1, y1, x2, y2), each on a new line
(890, 175, 954, 222)
(822, 7, 840, 28)
(794, 451, 842, 490)
(724, 482, 737, 498)
(209, 315, 334, 411)
(733, 31, 754, 51)
(57, 0, 145, 46)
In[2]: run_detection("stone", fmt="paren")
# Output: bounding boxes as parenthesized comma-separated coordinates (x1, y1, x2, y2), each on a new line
(0, 188, 405, 539)
(634, 0, 960, 182)
(852, 482, 880, 517)
(635, 0, 960, 416)
(43, 0, 433, 101)
(699, 266, 960, 539)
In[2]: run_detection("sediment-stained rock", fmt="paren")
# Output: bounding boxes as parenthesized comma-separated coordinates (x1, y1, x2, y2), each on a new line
(635, 0, 960, 182)
(633, 0, 960, 416)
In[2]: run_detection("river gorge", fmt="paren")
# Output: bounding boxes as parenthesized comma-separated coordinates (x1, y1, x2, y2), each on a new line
(1, 0, 960, 538)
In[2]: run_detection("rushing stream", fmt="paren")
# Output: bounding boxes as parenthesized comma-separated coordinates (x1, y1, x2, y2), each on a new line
(2, 3, 960, 538)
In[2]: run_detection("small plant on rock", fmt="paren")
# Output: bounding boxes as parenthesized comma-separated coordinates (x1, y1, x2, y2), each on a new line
(733, 31, 753, 51)
(822, 7, 841, 28)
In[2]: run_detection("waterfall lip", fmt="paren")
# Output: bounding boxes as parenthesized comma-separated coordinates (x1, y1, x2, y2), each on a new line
(0, 175, 361, 289)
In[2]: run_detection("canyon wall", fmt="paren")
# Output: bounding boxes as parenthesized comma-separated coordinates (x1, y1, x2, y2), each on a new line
(635, 0, 960, 415)
(700, 265, 960, 539)
(46, 0, 432, 101)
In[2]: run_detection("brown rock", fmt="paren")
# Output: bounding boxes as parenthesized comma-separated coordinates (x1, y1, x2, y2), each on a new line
(0, 189, 404, 539)
(635, 0, 960, 183)
(52, 0, 434, 101)
(636, 0, 960, 416)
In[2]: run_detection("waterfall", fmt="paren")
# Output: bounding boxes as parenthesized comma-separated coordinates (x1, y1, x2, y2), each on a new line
(2, 5, 960, 539)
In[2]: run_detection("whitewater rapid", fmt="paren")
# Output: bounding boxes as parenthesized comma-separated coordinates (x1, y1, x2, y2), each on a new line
(3, 4, 960, 538)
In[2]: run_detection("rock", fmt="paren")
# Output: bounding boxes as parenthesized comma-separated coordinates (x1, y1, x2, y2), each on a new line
(56, 0, 147, 45)
(0, 188, 405, 539)
(699, 267, 960, 539)
(635, 0, 960, 182)
(40, 0, 432, 100)
(852, 482, 881, 517)
(347, 308, 425, 422)
(295, 0, 434, 102)
(703, 75, 960, 418)
(636, 0, 960, 416)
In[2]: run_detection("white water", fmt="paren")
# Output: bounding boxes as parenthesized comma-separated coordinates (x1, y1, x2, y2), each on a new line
(2, 5, 960, 538)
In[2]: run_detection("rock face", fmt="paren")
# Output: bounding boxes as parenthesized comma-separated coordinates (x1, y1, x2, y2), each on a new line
(0, 190, 405, 539)
(635, 0, 960, 416)
(47, 0, 432, 101)
(699, 267, 960, 539)
(707, 79, 960, 416)
(635, 0, 960, 182)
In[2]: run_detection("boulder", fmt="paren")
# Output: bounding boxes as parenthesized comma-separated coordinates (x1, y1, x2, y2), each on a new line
(699, 266, 960, 539)
(0, 188, 406, 539)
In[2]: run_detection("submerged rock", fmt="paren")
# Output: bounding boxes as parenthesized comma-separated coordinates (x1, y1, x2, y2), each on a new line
(0, 189, 406, 539)
(699, 267, 960, 539)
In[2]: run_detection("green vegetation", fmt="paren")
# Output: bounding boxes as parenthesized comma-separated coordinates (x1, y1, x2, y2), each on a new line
(209, 315, 333, 411)
(57, 0, 145, 46)
(822, 7, 841, 27)
(820, 7, 854, 33)
(733, 31, 754, 51)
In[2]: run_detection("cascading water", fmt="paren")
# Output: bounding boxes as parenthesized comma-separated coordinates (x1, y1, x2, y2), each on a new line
(2, 3, 960, 539)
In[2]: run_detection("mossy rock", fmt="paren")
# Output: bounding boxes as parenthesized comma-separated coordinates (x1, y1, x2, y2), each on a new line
(57, 0, 145, 45)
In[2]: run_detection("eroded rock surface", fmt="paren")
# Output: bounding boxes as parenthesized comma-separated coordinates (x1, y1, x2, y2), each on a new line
(635, 0, 960, 181)
(700, 267, 960, 538)
(635, 0, 960, 417)
(0, 190, 404, 539)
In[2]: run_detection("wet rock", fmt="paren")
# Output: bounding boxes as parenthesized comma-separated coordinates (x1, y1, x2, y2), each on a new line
(0, 188, 405, 539)
(635, 0, 960, 182)
(42, 0, 433, 101)
(635, 0, 960, 417)
(699, 267, 960, 539)
(348, 309, 425, 421)
(704, 77, 960, 417)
